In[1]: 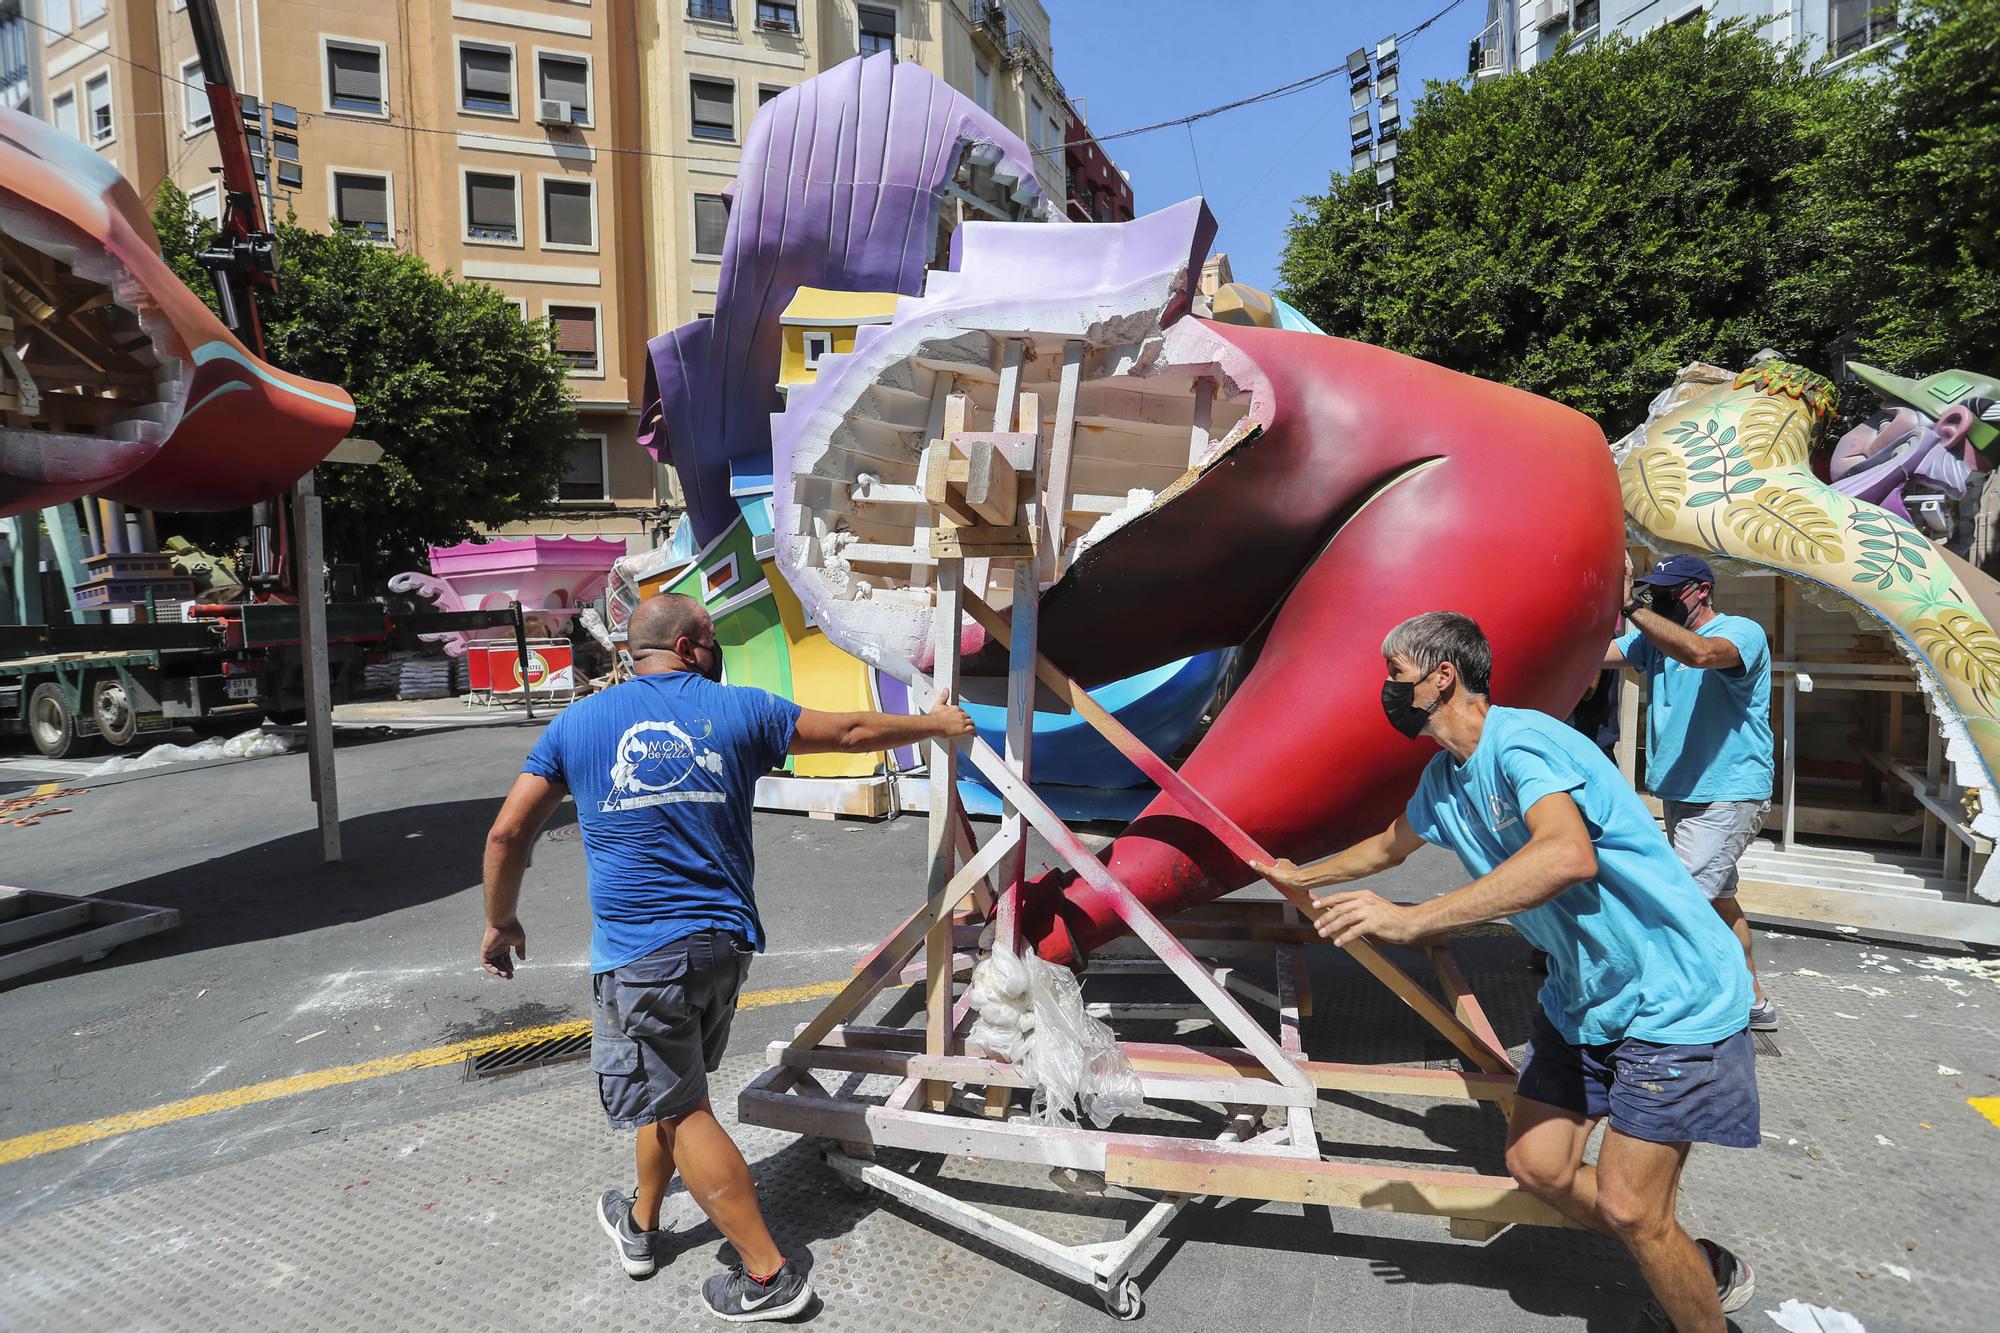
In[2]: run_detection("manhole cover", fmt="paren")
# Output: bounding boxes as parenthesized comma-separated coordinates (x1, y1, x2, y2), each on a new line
(465, 1030, 591, 1081)
(1751, 1030, 1780, 1058)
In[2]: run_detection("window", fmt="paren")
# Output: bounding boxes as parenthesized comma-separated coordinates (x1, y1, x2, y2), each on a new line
(458, 42, 514, 117)
(325, 39, 385, 116)
(801, 331, 833, 370)
(84, 71, 112, 146)
(537, 52, 591, 125)
(755, 1, 798, 33)
(44, 1, 71, 40)
(331, 170, 392, 242)
(1048, 117, 1062, 155)
(692, 193, 728, 258)
(689, 76, 734, 140)
(558, 435, 609, 501)
(189, 184, 222, 229)
(463, 170, 521, 243)
(77, 0, 107, 23)
(541, 177, 596, 250)
(52, 90, 78, 139)
(548, 305, 601, 375)
(687, 0, 733, 22)
(181, 58, 210, 133)
(974, 60, 991, 110)
(1573, 0, 1600, 32)
(1828, 0, 1898, 58)
(858, 6, 895, 59)
(758, 84, 784, 107)
(1028, 96, 1045, 150)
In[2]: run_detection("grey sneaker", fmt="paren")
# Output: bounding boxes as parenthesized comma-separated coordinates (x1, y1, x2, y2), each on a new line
(702, 1256, 813, 1322)
(596, 1188, 660, 1278)
(1749, 998, 1779, 1032)
(1637, 1238, 1754, 1326)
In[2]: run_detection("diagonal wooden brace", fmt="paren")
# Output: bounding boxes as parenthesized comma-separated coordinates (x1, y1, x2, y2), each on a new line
(960, 594, 1515, 1076)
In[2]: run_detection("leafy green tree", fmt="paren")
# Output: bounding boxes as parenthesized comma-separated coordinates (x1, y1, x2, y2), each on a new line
(152, 184, 579, 577)
(1278, 21, 1872, 438)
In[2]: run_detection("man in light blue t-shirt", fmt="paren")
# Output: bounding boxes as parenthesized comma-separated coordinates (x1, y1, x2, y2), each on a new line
(1608, 553, 1777, 1031)
(479, 592, 972, 1322)
(1256, 612, 1757, 1331)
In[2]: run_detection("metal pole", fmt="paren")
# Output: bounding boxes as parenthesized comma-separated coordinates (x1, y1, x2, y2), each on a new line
(1781, 581, 1798, 849)
(512, 601, 535, 721)
(291, 469, 340, 862)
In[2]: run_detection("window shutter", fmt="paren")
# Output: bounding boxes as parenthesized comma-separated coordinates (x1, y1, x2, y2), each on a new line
(329, 46, 382, 104)
(550, 307, 597, 357)
(693, 194, 729, 255)
(467, 174, 516, 232)
(561, 440, 606, 498)
(461, 47, 511, 101)
(336, 175, 388, 228)
(544, 181, 593, 246)
(690, 78, 733, 132)
(540, 56, 589, 112)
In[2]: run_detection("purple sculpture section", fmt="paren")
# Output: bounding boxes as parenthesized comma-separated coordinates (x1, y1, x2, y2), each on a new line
(639, 52, 1051, 544)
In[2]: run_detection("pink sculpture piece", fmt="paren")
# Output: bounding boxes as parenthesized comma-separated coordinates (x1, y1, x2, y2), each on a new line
(388, 535, 625, 655)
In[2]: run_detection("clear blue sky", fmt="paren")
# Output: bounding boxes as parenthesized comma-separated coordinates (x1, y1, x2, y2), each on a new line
(1045, 0, 1483, 292)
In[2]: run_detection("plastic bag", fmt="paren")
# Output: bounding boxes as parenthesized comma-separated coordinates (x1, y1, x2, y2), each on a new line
(966, 947, 1145, 1129)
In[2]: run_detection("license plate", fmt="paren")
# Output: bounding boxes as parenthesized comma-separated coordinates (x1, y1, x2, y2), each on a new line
(226, 676, 258, 700)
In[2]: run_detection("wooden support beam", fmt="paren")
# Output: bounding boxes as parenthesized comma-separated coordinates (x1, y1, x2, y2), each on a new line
(1187, 375, 1215, 469)
(1426, 945, 1515, 1076)
(922, 532, 967, 1107)
(963, 438, 1021, 525)
(959, 593, 1514, 1075)
(1039, 339, 1084, 582)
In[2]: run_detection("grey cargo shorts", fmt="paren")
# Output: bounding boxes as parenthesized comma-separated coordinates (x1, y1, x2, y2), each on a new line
(590, 928, 754, 1129)
(1663, 799, 1770, 901)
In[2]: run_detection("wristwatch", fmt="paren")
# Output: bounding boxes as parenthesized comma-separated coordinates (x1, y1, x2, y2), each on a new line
(1622, 598, 1646, 619)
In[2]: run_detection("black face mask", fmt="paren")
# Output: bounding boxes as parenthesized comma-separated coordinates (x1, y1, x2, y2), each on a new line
(1649, 584, 1693, 627)
(690, 642, 723, 682)
(1381, 677, 1437, 739)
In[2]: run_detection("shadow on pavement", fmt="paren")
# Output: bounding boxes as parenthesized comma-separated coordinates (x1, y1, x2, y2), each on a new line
(0, 796, 576, 993)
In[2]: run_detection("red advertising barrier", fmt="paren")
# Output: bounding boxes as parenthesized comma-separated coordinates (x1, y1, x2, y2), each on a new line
(484, 639, 574, 699)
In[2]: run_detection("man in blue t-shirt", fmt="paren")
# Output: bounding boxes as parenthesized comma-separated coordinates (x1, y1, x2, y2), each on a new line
(1608, 554, 1777, 1031)
(479, 592, 972, 1322)
(1255, 612, 1757, 1332)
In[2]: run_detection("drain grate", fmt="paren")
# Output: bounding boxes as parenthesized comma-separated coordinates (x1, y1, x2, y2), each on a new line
(465, 1030, 592, 1081)
(1752, 1030, 1781, 1058)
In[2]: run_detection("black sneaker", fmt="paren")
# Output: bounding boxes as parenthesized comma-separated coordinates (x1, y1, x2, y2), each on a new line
(596, 1188, 660, 1278)
(1700, 1238, 1756, 1313)
(1636, 1239, 1755, 1326)
(702, 1256, 813, 1322)
(1748, 998, 1779, 1032)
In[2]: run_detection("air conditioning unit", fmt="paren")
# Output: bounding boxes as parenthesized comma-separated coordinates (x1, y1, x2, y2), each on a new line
(537, 99, 573, 127)
(1534, 0, 1572, 30)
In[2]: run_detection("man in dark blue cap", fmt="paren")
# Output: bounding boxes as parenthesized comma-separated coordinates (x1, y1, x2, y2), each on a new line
(1606, 554, 1777, 1031)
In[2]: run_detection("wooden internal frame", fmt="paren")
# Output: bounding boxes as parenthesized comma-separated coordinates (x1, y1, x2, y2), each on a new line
(0, 234, 169, 438)
(745, 356, 1572, 1262)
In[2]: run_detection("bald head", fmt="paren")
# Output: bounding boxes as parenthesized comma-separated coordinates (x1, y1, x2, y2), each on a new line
(626, 593, 715, 677)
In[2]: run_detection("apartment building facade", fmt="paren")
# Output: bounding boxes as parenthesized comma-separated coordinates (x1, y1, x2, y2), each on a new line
(1473, 1, 1903, 77)
(20, 1, 1112, 554)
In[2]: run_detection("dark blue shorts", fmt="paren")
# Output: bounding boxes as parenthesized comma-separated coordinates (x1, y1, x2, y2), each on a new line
(1515, 1007, 1760, 1148)
(590, 929, 754, 1129)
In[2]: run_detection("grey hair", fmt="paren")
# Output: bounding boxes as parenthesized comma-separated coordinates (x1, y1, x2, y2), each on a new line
(1380, 612, 1492, 697)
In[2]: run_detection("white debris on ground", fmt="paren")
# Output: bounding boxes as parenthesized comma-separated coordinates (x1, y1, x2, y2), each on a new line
(86, 726, 304, 777)
(1767, 1299, 1868, 1332)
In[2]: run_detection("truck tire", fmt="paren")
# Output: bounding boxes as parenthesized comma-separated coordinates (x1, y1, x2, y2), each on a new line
(27, 682, 89, 760)
(91, 678, 140, 749)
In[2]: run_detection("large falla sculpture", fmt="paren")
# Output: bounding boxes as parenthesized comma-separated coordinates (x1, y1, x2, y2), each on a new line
(1620, 358, 2000, 900)
(0, 109, 353, 519)
(773, 190, 1623, 965)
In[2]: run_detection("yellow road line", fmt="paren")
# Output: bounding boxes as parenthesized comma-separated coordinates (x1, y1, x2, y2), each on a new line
(1972, 1096, 2000, 1133)
(0, 976, 847, 1168)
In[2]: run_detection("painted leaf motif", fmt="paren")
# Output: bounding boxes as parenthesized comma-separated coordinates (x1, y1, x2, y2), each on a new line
(1621, 447, 1688, 530)
(1721, 488, 1844, 564)
(1736, 395, 1813, 469)
(1911, 612, 2000, 697)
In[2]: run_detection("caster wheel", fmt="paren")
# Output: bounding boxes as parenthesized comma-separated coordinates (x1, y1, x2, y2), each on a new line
(1104, 1277, 1143, 1320)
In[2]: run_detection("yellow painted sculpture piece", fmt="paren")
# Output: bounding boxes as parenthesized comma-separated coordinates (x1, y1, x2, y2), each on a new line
(1619, 360, 2000, 897)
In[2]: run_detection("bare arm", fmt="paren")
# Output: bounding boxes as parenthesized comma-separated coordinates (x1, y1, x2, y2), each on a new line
(480, 772, 567, 977)
(788, 701, 974, 755)
(1603, 641, 1627, 670)
(1251, 815, 1426, 897)
(1628, 606, 1741, 671)
(1310, 793, 1598, 946)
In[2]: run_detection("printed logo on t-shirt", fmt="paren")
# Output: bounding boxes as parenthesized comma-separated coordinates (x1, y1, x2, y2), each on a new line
(603, 718, 727, 812)
(1487, 792, 1519, 832)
